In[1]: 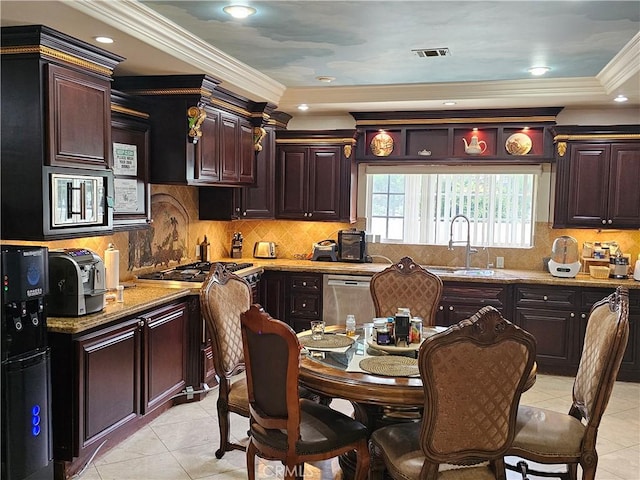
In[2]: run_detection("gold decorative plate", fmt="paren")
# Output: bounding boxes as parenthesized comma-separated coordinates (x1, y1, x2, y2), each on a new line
(505, 133, 532, 155)
(370, 132, 394, 156)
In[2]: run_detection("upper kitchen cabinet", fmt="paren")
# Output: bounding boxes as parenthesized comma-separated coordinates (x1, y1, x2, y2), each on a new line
(552, 125, 640, 229)
(351, 108, 561, 164)
(199, 110, 291, 220)
(113, 75, 271, 187)
(111, 90, 151, 231)
(1, 25, 123, 240)
(275, 130, 358, 222)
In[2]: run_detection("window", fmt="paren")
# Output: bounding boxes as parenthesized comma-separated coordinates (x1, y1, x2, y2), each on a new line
(365, 166, 539, 248)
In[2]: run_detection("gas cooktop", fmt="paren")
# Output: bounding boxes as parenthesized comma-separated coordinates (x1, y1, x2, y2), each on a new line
(137, 261, 254, 284)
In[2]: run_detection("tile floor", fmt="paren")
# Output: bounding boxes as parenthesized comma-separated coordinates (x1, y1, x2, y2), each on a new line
(75, 374, 639, 480)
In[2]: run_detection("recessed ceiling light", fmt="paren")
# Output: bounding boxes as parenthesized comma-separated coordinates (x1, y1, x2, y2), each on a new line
(443, 101, 456, 106)
(94, 36, 114, 44)
(297, 104, 309, 111)
(316, 76, 335, 83)
(223, 5, 256, 19)
(528, 66, 551, 76)
(614, 94, 628, 103)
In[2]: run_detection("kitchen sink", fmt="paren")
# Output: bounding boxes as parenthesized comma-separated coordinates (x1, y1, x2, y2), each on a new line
(423, 266, 496, 277)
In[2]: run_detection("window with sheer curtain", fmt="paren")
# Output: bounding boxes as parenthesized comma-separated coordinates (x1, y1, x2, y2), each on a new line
(365, 166, 539, 248)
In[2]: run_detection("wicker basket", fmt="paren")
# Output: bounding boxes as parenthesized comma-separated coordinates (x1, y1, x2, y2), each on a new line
(589, 266, 610, 279)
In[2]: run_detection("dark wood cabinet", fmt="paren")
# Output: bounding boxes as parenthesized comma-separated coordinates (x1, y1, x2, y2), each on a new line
(49, 300, 188, 478)
(0, 25, 122, 240)
(260, 270, 288, 322)
(114, 75, 270, 187)
(275, 130, 357, 222)
(552, 126, 640, 229)
(436, 283, 511, 327)
(111, 90, 151, 231)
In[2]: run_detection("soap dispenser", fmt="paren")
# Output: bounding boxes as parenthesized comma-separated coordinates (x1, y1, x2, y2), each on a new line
(634, 254, 640, 281)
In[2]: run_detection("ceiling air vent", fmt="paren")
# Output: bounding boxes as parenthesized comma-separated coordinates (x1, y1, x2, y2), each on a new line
(412, 47, 451, 58)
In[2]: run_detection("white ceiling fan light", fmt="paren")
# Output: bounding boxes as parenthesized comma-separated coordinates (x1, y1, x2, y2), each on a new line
(94, 36, 114, 44)
(527, 66, 551, 76)
(223, 5, 257, 19)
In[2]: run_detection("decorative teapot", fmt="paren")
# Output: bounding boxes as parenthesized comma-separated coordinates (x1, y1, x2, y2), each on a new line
(463, 135, 487, 155)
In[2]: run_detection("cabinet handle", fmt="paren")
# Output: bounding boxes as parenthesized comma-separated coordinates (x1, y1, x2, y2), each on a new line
(302, 302, 307, 308)
(308, 212, 312, 217)
(570, 312, 575, 318)
(243, 212, 247, 216)
(439, 306, 444, 311)
(138, 319, 145, 327)
(543, 295, 548, 301)
(304, 213, 308, 217)
(581, 313, 587, 319)
(607, 219, 612, 224)
(302, 281, 307, 286)
(602, 219, 607, 224)
(449, 306, 454, 311)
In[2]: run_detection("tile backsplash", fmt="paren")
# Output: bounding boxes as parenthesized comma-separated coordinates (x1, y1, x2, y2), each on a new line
(4, 184, 639, 282)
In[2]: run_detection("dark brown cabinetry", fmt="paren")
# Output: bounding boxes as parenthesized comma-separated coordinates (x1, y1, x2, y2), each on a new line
(552, 126, 640, 229)
(514, 284, 639, 381)
(49, 301, 188, 479)
(114, 75, 270, 187)
(111, 90, 151, 230)
(352, 108, 560, 163)
(0, 25, 122, 240)
(435, 282, 511, 327)
(275, 130, 357, 222)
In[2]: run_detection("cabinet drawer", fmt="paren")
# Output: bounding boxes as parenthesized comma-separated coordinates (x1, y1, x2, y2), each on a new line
(289, 293, 321, 319)
(289, 275, 322, 292)
(515, 286, 578, 309)
(581, 287, 617, 311)
(441, 283, 507, 308)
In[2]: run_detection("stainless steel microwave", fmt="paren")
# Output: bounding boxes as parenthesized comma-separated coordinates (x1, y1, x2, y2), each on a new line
(45, 167, 113, 235)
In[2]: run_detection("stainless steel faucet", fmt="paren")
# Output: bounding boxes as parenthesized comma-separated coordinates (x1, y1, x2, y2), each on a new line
(448, 214, 478, 269)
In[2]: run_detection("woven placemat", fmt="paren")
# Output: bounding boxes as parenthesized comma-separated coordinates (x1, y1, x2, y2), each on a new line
(299, 334, 355, 349)
(359, 356, 419, 377)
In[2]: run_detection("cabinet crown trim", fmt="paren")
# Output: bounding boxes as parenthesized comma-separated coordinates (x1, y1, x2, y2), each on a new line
(111, 104, 150, 119)
(355, 115, 559, 127)
(1, 45, 115, 76)
(276, 137, 357, 145)
(554, 133, 640, 142)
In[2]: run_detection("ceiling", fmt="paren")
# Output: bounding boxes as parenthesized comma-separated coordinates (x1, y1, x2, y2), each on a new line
(2, 0, 639, 117)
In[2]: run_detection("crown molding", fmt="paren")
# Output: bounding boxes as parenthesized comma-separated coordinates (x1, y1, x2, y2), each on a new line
(66, 0, 285, 105)
(597, 31, 640, 93)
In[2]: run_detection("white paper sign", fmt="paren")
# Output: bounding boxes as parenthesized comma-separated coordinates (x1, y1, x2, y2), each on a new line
(113, 143, 138, 176)
(114, 178, 139, 213)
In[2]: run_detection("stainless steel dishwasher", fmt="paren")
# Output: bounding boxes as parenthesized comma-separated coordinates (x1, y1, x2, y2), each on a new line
(322, 274, 376, 326)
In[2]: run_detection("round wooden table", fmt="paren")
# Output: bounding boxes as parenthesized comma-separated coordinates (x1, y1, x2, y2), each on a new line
(298, 326, 537, 479)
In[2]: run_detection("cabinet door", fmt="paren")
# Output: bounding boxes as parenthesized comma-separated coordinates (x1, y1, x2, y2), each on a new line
(47, 64, 111, 168)
(515, 308, 575, 368)
(565, 143, 610, 227)
(240, 126, 275, 218)
(277, 147, 308, 218)
(260, 271, 287, 321)
(111, 115, 151, 230)
(220, 112, 240, 183)
(238, 120, 256, 184)
(608, 143, 640, 227)
(195, 108, 220, 182)
(141, 303, 188, 414)
(77, 320, 141, 448)
(307, 147, 342, 220)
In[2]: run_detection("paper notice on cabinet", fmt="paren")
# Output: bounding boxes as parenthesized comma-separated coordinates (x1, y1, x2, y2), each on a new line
(113, 143, 138, 175)
(114, 178, 139, 213)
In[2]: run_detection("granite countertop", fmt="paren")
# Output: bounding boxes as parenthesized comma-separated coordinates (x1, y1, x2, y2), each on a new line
(247, 258, 640, 290)
(47, 285, 193, 334)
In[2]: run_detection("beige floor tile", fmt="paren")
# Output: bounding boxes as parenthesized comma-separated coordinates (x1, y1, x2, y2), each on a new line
(151, 416, 219, 452)
(170, 442, 246, 479)
(94, 425, 168, 466)
(95, 451, 191, 480)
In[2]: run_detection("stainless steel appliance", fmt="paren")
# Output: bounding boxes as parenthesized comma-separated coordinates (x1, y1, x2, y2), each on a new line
(312, 240, 338, 261)
(46, 167, 113, 236)
(47, 249, 106, 316)
(322, 274, 375, 326)
(136, 261, 261, 290)
(1, 245, 53, 480)
(253, 242, 276, 259)
(548, 236, 581, 278)
(338, 230, 369, 263)
(610, 253, 630, 279)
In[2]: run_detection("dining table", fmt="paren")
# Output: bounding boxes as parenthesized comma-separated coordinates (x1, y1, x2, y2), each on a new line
(297, 324, 537, 479)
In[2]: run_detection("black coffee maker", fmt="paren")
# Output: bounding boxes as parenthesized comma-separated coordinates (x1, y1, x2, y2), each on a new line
(1, 245, 53, 480)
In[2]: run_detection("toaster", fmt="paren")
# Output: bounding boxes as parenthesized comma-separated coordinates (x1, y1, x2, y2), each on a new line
(253, 242, 277, 259)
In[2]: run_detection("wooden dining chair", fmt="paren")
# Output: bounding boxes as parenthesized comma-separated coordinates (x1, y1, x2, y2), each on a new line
(200, 263, 252, 458)
(240, 304, 370, 480)
(370, 256, 443, 325)
(369, 306, 536, 479)
(507, 286, 630, 480)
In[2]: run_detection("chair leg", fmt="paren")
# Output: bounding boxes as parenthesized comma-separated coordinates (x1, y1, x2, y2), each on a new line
(368, 441, 386, 480)
(568, 463, 578, 480)
(215, 397, 230, 458)
(246, 439, 257, 480)
(354, 439, 371, 480)
(580, 458, 597, 480)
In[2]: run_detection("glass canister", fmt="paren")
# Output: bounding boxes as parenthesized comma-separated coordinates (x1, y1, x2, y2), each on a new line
(373, 318, 391, 345)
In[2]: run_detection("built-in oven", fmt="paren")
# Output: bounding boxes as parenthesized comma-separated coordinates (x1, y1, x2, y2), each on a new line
(322, 274, 375, 326)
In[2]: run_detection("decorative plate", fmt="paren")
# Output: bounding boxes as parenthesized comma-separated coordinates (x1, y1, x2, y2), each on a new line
(370, 132, 394, 157)
(505, 133, 532, 155)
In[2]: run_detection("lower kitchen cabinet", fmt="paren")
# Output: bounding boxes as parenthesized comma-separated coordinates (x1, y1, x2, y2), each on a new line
(435, 282, 511, 327)
(49, 301, 189, 479)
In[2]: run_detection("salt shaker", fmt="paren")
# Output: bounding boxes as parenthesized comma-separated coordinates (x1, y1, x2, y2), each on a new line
(345, 314, 356, 337)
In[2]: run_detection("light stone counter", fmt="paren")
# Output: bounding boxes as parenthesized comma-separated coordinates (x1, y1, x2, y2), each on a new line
(47, 285, 193, 334)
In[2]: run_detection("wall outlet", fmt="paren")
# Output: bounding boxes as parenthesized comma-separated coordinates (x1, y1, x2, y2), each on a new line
(496, 256, 505, 269)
